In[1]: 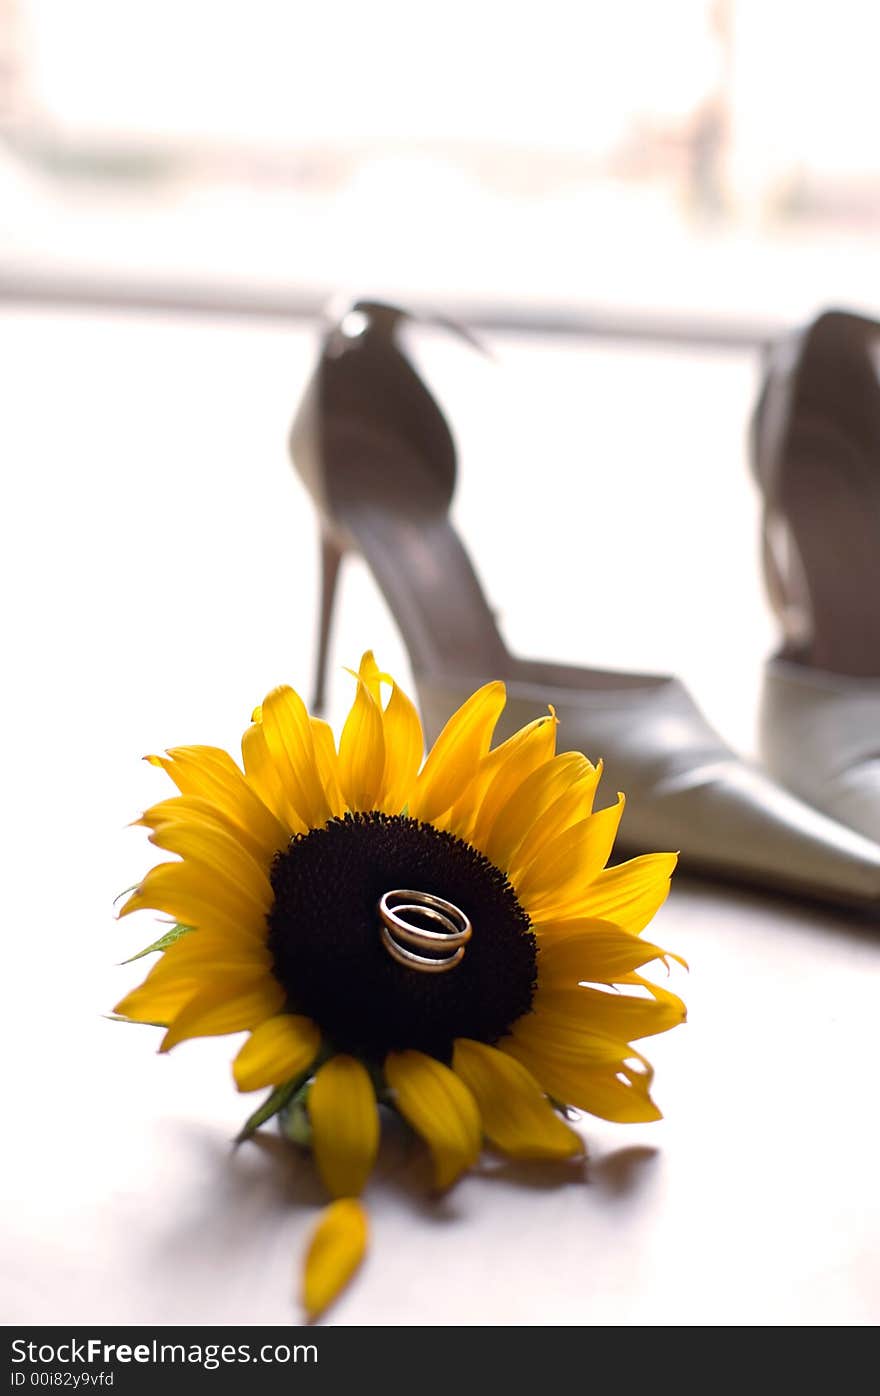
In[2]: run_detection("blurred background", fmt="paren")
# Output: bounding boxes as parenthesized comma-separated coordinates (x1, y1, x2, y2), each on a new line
(2, 0, 879, 328)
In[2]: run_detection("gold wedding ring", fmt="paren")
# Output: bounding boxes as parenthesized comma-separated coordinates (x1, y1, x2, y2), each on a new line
(378, 889, 472, 973)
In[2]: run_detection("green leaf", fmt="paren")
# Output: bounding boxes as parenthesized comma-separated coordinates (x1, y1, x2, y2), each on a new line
(103, 1013, 167, 1028)
(113, 883, 140, 906)
(278, 1079, 314, 1147)
(122, 923, 195, 964)
(234, 1069, 312, 1144)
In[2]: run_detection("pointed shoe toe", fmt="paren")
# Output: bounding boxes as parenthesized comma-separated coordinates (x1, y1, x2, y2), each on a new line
(417, 664, 880, 913)
(759, 658, 880, 850)
(645, 754, 880, 911)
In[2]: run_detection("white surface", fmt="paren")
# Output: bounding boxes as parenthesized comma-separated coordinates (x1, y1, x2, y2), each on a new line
(1, 309, 877, 1326)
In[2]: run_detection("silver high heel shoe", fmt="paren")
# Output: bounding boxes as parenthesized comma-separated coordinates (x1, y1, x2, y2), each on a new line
(752, 308, 880, 849)
(289, 300, 880, 911)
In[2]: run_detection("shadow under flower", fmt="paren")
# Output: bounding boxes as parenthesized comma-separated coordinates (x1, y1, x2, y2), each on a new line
(148, 1105, 663, 1294)
(147, 1118, 325, 1266)
(585, 1144, 660, 1197)
(475, 1142, 659, 1199)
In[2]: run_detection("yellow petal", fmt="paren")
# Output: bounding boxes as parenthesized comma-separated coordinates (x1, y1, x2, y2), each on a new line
(384, 1050, 481, 1189)
(241, 722, 303, 833)
(345, 656, 424, 814)
(113, 976, 198, 1025)
(260, 685, 333, 829)
(117, 950, 266, 1026)
(534, 982, 686, 1041)
(507, 764, 605, 880)
(147, 820, 273, 911)
(534, 920, 670, 983)
(452, 1039, 582, 1160)
(149, 746, 288, 857)
(147, 929, 272, 981)
(137, 794, 277, 869)
(310, 1056, 380, 1197)
(378, 681, 424, 815)
(439, 715, 548, 841)
(302, 1199, 369, 1323)
(565, 852, 677, 935)
(338, 678, 385, 812)
(483, 751, 595, 872)
(409, 682, 506, 824)
(620, 969, 691, 1016)
(159, 975, 284, 1051)
(233, 1014, 321, 1092)
(465, 713, 558, 851)
(510, 1012, 634, 1064)
(502, 1037, 662, 1123)
(119, 861, 266, 941)
(355, 650, 383, 703)
(514, 794, 625, 914)
(310, 717, 346, 818)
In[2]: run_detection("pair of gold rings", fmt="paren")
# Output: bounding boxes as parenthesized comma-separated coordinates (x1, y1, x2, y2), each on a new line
(378, 889, 472, 973)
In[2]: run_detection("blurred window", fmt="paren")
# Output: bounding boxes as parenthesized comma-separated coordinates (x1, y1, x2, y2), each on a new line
(2, 1, 879, 324)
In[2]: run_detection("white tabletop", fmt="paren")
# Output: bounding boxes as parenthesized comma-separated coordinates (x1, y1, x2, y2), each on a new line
(2, 308, 877, 1325)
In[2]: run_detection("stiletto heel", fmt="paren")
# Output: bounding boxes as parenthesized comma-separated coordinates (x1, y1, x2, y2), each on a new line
(312, 529, 346, 714)
(752, 308, 880, 846)
(289, 299, 880, 909)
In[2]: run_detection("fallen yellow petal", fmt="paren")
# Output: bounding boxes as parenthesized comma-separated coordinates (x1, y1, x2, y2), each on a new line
(301, 1199, 369, 1322)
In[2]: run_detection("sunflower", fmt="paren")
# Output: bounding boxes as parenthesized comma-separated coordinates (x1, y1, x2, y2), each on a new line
(115, 652, 685, 1319)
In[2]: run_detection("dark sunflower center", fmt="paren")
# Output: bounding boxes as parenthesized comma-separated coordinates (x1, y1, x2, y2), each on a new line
(266, 812, 537, 1059)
